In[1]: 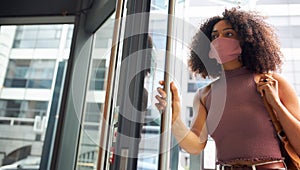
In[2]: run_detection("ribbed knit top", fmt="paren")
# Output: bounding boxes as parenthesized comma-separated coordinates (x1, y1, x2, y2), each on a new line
(205, 67, 283, 164)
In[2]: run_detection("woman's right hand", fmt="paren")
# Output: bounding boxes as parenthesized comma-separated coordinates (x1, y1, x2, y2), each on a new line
(155, 81, 181, 123)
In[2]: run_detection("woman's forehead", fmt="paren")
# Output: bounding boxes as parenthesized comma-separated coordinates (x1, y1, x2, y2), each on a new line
(212, 20, 233, 31)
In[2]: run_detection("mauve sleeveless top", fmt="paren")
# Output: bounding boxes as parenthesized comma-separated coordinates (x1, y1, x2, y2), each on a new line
(205, 67, 282, 164)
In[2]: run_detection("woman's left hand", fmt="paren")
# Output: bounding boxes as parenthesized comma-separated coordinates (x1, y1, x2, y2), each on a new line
(257, 74, 281, 106)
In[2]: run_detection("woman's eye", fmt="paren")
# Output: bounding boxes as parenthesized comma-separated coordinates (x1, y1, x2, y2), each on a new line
(226, 32, 233, 37)
(211, 34, 218, 40)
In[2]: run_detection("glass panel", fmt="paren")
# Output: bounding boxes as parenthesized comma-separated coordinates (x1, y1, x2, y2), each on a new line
(5, 60, 31, 79)
(134, 1, 169, 169)
(89, 59, 106, 91)
(0, 100, 47, 119)
(76, 14, 115, 170)
(29, 60, 56, 79)
(100, 1, 170, 169)
(75, 0, 300, 169)
(93, 0, 300, 169)
(4, 59, 56, 89)
(164, 0, 300, 169)
(0, 24, 73, 169)
(12, 25, 62, 48)
(66, 25, 75, 48)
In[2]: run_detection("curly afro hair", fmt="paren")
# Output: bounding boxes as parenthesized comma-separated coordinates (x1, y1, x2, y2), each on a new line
(188, 7, 283, 78)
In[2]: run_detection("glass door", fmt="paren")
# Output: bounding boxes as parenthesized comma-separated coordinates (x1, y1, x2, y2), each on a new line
(95, 0, 171, 169)
(81, 0, 300, 170)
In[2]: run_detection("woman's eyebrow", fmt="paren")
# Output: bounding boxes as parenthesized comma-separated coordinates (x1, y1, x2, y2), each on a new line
(212, 27, 234, 33)
(223, 27, 234, 31)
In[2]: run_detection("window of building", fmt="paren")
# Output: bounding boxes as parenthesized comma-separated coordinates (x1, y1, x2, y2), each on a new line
(186, 107, 193, 127)
(89, 59, 106, 91)
(82, 102, 102, 130)
(187, 72, 210, 93)
(0, 100, 48, 119)
(187, 82, 209, 93)
(84, 102, 102, 123)
(13, 25, 62, 48)
(4, 59, 56, 89)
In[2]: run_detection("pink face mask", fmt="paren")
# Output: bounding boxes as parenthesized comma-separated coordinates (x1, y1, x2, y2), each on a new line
(208, 37, 242, 64)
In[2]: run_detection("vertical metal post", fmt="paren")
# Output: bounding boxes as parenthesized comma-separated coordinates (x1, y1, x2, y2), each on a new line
(159, 0, 176, 169)
(96, 0, 124, 169)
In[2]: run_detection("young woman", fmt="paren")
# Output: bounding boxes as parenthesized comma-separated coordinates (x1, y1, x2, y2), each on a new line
(156, 8, 300, 169)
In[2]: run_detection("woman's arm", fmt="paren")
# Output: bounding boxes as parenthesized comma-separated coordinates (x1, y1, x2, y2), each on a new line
(156, 82, 208, 154)
(172, 117, 207, 155)
(257, 73, 300, 154)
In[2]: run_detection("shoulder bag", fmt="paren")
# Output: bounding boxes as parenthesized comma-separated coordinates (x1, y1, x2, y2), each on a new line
(261, 88, 300, 170)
